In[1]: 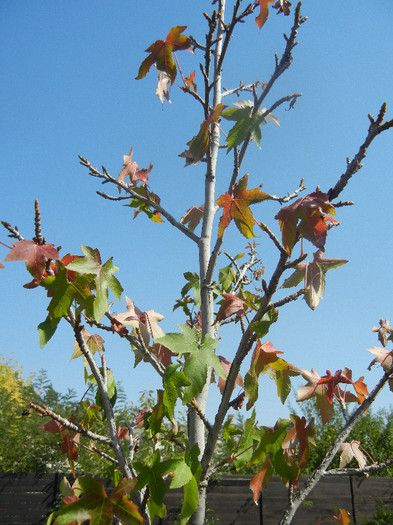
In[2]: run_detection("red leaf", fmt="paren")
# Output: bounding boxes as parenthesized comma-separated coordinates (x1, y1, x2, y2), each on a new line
(217, 356, 244, 394)
(136, 26, 191, 84)
(180, 104, 226, 166)
(117, 426, 130, 442)
(151, 342, 174, 367)
(5, 239, 59, 280)
(275, 191, 337, 255)
(318, 370, 352, 404)
(217, 174, 271, 238)
(282, 415, 315, 469)
(180, 205, 204, 232)
(214, 292, 245, 324)
(249, 456, 274, 503)
(40, 419, 65, 433)
(117, 147, 153, 192)
(60, 433, 79, 461)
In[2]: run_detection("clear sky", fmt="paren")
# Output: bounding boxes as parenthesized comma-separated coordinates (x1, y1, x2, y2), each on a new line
(1, 1, 393, 425)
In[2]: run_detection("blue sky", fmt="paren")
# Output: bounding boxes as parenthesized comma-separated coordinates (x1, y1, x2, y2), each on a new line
(1, 1, 393, 425)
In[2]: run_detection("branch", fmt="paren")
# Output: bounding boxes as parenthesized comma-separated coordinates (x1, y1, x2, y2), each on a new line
(104, 312, 166, 378)
(328, 102, 393, 201)
(279, 360, 393, 524)
(222, 81, 260, 98)
(69, 310, 133, 479)
(29, 401, 112, 445)
(324, 457, 393, 477)
(257, 220, 286, 255)
(79, 156, 199, 244)
(1, 221, 24, 241)
(201, 251, 289, 483)
(270, 288, 305, 309)
(270, 178, 306, 204)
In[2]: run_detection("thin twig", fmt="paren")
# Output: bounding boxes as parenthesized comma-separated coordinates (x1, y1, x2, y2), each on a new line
(328, 102, 393, 201)
(29, 402, 112, 445)
(79, 156, 199, 244)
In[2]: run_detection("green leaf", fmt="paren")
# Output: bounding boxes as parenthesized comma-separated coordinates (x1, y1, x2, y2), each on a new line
(158, 325, 225, 404)
(42, 265, 95, 320)
(95, 368, 117, 409)
(251, 308, 278, 338)
(222, 100, 268, 151)
(66, 246, 123, 322)
(38, 314, 59, 348)
(134, 450, 168, 506)
(149, 389, 166, 434)
(163, 364, 191, 418)
(180, 272, 201, 307)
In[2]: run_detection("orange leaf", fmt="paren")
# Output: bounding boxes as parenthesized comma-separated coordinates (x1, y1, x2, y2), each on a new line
(255, 0, 274, 29)
(249, 456, 274, 503)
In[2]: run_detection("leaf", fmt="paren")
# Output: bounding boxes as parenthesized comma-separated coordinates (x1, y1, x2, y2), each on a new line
(272, 0, 292, 16)
(114, 296, 165, 346)
(216, 174, 271, 239)
(66, 246, 123, 322)
(339, 441, 367, 468)
(156, 72, 172, 105)
(95, 368, 117, 409)
(5, 239, 59, 280)
(126, 185, 164, 223)
(296, 368, 334, 424)
(334, 508, 351, 525)
(53, 476, 143, 525)
(255, 0, 274, 29)
(282, 415, 316, 469)
(275, 190, 337, 255)
(179, 104, 225, 166)
(163, 364, 191, 418)
(282, 249, 347, 310)
(157, 325, 225, 404)
(117, 147, 153, 191)
(136, 26, 191, 84)
(180, 205, 204, 232)
(39, 264, 95, 346)
(249, 456, 274, 503)
(371, 319, 393, 347)
(217, 356, 243, 394)
(134, 450, 169, 506)
(222, 100, 275, 150)
(214, 292, 245, 324)
(368, 346, 393, 391)
(244, 341, 294, 409)
(180, 272, 201, 307)
(72, 329, 104, 360)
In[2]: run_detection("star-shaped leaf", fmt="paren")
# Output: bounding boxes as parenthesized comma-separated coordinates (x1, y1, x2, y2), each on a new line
(282, 250, 348, 310)
(179, 104, 225, 166)
(5, 239, 59, 280)
(53, 476, 143, 524)
(216, 174, 271, 238)
(117, 147, 153, 191)
(275, 190, 337, 255)
(222, 100, 278, 151)
(136, 26, 191, 84)
(180, 205, 204, 232)
(66, 245, 123, 322)
(157, 325, 225, 404)
(114, 296, 165, 346)
(339, 441, 367, 468)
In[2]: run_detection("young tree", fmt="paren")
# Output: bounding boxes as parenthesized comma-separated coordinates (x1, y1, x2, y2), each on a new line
(2, 2, 393, 524)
